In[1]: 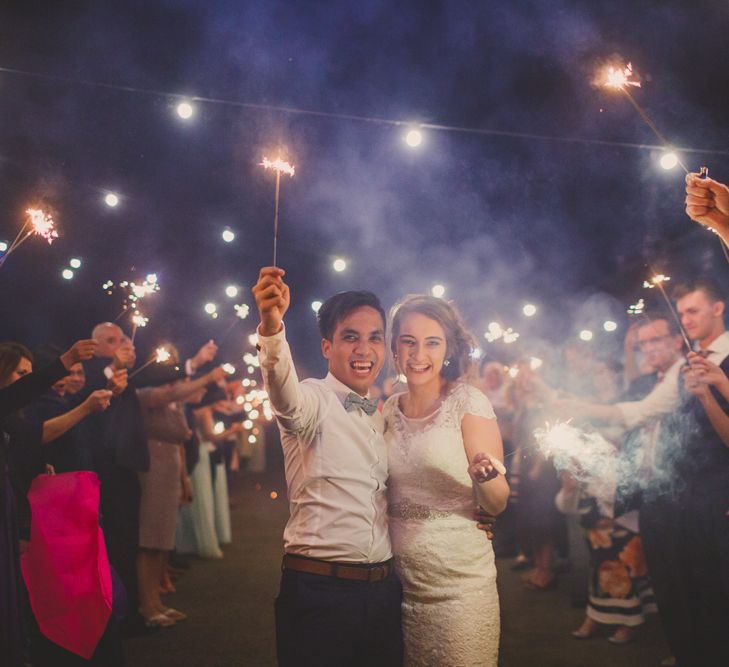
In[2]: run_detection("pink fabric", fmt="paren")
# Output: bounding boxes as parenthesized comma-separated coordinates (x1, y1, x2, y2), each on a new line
(21, 472, 112, 659)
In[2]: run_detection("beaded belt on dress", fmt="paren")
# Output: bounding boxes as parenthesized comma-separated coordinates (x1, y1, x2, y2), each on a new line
(388, 498, 453, 521)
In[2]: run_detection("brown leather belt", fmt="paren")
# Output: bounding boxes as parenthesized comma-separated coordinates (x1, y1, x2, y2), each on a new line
(282, 554, 393, 583)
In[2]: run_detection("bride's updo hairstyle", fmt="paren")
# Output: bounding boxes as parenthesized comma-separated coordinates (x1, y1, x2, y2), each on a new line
(389, 295, 475, 382)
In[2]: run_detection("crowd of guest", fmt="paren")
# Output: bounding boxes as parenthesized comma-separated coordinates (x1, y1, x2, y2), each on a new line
(1, 323, 270, 666)
(456, 274, 729, 667)
(2, 173, 728, 667)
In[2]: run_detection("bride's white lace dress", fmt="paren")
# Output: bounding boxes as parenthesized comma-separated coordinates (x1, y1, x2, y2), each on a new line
(383, 383, 500, 666)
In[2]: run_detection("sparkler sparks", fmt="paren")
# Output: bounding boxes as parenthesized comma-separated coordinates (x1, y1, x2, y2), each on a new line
(627, 298, 645, 316)
(131, 311, 148, 328)
(0, 207, 59, 269)
(26, 209, 58, 244)
(643, 274, 671, 289)
(603, 62, 641, 90)
(260, 157, 296, 177)
(260, 155, 296, 266)
(234, 303, 250, 319)
(105, 274, 161, 319)
(128, 346, 172, 380)
(484, 321, 519, 344)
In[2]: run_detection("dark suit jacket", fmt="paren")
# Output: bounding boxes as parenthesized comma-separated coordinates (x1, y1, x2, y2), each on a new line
(81, 356, 149, 473)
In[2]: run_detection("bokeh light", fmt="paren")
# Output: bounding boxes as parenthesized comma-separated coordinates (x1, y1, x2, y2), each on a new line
(0, 241, 7, 253)
(61, 268, 74, 280)
(522, 303, 537, 317)
(69, 258, 82, 269)
(431, 284, 446, 298)
(603, 320, 618, 332)
(659, 152, 679, 170)
(332, 258, 347, 272)
(225, 285, 239, 298)
(311, 300, 322, 313)
(404, 129, 423, 148)
(176, 101, 194, 119)
(222, 228, 235, 243)
(579, 329, 594, 342)
(204, 302, 217, 315)
(104, 193, 119, 208)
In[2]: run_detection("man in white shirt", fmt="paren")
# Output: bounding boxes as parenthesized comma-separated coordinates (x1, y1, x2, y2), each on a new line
(252, 266, 402, 667)
(556, 315, 684, 429)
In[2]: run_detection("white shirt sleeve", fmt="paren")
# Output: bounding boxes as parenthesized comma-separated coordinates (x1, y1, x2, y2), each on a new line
(257, 325, 319, 439)
(615, 358, 682, 430)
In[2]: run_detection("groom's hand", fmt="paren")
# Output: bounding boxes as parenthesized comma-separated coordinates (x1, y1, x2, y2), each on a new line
(474, 506, 495, 540)
(253, 267, 291, 336)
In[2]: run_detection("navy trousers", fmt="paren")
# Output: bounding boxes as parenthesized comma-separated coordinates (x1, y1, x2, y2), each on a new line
(641, 477, 729, 667)
(274, 566, 403, 667)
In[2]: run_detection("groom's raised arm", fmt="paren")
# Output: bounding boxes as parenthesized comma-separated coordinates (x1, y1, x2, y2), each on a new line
(253, 266, 318, 436)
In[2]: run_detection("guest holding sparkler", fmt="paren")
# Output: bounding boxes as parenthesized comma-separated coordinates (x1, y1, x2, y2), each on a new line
(0, 341, 112, 666)
(134, 347, 227, 627)
(557, 359, 656, 646)
(81, 323, 148, 636)
(647, 278, 729, 667)
(384, 295, 508, 665)
(685, 171, 729, 246)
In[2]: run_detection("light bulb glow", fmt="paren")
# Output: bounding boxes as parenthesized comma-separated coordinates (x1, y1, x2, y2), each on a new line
(404, 129, 423, 147)
(176, 101, 194, 119)
(660, 152, 679, 170)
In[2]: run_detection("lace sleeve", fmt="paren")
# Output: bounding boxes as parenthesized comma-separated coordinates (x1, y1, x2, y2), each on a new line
(454, 383, 496, 421)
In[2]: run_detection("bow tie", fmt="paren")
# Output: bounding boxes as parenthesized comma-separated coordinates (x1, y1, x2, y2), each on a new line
(344, 392, 378, 416)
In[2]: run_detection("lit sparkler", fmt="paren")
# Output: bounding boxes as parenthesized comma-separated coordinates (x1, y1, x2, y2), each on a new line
(260, 155, 296, 266)
(128, 346, 172, 380)
(600, 60, 688, 173)
(534, 421, 618, 505)
(644, 269, 691, 350)
(130, 310, 149, 342)
(0, 208, 59, 268)
(105, 274, 161, 321)
(484, 321, 519, 344)
(627, 298, 645, 316)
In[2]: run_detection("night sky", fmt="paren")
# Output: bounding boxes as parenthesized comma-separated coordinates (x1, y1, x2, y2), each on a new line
(1, 0, 728, 374)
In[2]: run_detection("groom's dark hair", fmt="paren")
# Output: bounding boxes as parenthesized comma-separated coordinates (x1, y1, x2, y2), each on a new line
(317, 291, 386, 341)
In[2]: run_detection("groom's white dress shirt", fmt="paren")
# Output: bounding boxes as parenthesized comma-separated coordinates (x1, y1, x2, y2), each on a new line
(258, 326, 391, 563)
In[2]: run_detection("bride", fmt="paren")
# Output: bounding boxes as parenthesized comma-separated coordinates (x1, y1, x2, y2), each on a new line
(383, 295, 509, 666)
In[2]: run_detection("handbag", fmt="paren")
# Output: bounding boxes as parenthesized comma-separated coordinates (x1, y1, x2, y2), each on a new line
(21, 471, 112, 659)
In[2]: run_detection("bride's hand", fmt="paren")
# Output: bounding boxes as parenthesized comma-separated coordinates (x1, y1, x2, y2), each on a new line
(468, 452, 506, 484)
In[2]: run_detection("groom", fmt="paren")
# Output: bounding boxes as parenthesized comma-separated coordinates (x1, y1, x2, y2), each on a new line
(253, 266, 402, 667)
